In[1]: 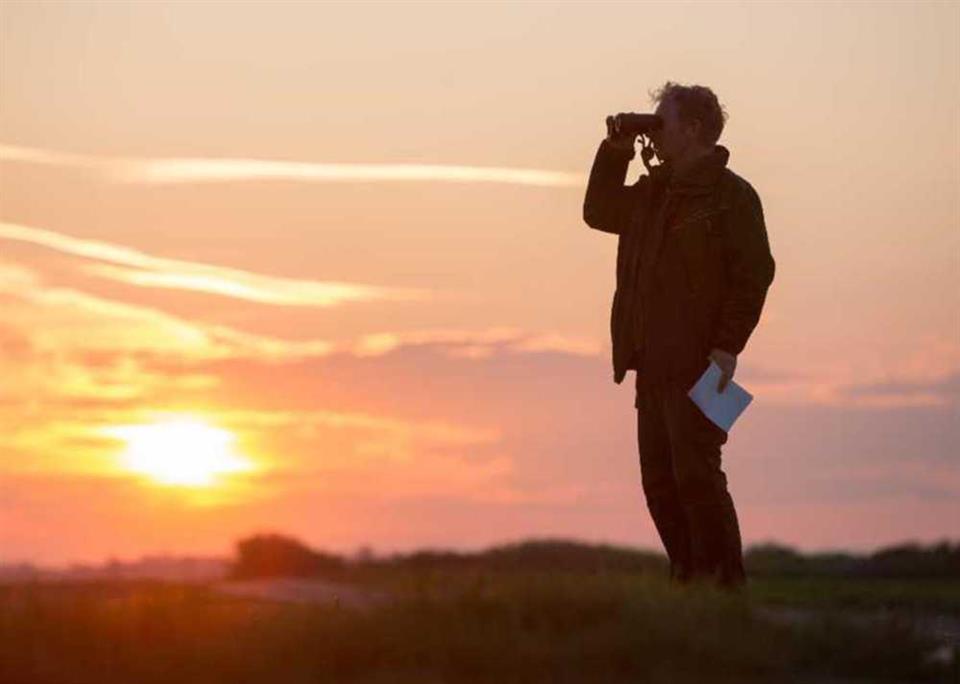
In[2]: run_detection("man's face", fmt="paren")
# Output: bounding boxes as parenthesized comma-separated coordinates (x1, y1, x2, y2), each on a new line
(649, 97, 700, 164)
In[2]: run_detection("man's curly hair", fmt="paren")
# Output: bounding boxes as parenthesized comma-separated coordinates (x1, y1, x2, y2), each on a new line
(649, 81, 728, 146)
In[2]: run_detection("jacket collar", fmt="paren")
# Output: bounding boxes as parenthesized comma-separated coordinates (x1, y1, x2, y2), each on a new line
(651, 144, 730, 196)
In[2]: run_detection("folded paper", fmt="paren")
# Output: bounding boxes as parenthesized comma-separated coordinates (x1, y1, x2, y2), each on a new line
(687, 359, 753, 433)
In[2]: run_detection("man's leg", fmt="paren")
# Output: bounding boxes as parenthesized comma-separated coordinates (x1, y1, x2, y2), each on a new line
(660, 382, 746, 589)
(637, 383, 692, 583)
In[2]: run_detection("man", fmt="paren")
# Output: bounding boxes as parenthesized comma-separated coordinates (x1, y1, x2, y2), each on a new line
(582, 82, 775, 589)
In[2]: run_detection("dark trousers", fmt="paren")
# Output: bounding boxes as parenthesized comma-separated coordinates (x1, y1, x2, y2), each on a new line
(636, 380, 746, 588)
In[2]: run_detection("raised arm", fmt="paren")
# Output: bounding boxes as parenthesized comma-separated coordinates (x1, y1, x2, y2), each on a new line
(582, 138, 641, 236)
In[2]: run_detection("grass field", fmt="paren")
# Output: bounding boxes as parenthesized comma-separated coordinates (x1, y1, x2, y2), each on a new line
(2, 569, 957, 684)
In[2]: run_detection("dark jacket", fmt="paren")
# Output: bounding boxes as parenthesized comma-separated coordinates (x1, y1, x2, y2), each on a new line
(582, 138, 776, 397)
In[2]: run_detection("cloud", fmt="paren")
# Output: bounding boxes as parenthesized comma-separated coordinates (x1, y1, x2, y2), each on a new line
(0, 262, 603, 367)
(0, 399, 510, 513)
(0, 144, 97, 169)
(353, 327, 603, 358)
(2, 287, 958, 562)
(0, 221, 429, 307)
(744, 377, 960, 409)
(208, 406, 502, 447)
(731, 339, 960, 409)
(0, 264, 230, 358)
(840, 371, 960, 407)
(0, 261, 347, 369)
(0, 143, 585, 188)
(6, 255, 956, 412)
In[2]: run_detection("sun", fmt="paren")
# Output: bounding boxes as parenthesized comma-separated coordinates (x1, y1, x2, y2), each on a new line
(102, 416, 254, 487)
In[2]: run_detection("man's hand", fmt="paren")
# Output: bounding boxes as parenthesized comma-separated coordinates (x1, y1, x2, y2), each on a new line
(605, 115, 636, 151)
(709, 348, 737, 393)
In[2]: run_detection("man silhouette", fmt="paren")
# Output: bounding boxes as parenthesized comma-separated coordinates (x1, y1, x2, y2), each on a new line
(582, 82, 775, 589)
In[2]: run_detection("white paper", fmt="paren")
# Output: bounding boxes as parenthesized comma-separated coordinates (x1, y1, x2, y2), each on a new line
(687, 359, 753, 432)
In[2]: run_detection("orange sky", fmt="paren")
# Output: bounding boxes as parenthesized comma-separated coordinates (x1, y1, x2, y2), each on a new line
(1, 0, 958, 565)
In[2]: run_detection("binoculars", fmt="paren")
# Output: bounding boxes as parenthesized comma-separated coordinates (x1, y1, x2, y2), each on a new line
(605, 113, 664, 173)
(606, 113, 663, 138)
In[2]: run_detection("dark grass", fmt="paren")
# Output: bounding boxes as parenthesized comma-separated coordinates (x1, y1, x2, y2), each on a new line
(747, 576, 960, 615)
(0, 571, 954, 684)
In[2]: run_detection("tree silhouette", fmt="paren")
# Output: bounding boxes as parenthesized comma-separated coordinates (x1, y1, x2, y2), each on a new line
(229, 533, 346, 579)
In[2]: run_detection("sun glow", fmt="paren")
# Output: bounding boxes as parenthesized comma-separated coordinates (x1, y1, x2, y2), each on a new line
(102, 416, 254, 486)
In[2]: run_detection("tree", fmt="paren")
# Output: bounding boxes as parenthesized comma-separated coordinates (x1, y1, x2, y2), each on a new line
(230, 533, 346, 579)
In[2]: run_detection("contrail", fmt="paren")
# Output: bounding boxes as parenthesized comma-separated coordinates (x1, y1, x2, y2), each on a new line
(0, 143, 585, 188)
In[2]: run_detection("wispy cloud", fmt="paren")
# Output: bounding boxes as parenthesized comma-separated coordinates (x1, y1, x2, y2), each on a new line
(10, 257, 957, 410)
(0, 143, 585, 188)
(353, 327, 604, 358)
(0, 261, 604, 364)
(840, 371, 960, 408)
(0, 261, 333, 360)
(0, 221, 429, 306)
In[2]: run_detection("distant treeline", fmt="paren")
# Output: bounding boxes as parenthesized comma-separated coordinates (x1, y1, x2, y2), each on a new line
(745, 541, 960, 578)
(229, 534, 960, 580)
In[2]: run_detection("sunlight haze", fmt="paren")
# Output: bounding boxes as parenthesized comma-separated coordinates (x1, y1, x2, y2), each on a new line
(1, 0, 957, 565)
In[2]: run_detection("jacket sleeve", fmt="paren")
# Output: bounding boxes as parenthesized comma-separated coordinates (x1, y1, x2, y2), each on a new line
(582, 138, 639, 235)
(709, 182, 776, 356)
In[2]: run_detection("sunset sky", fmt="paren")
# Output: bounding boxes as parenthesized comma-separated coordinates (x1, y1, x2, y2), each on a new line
(1, 0, 957, 566)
